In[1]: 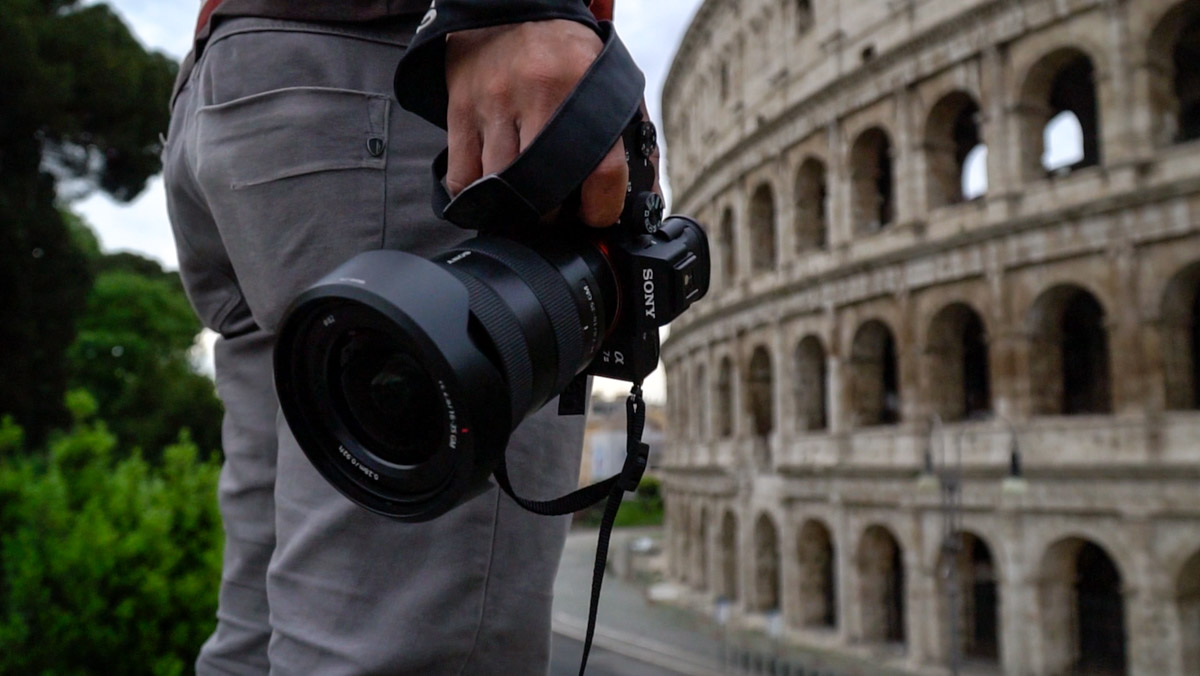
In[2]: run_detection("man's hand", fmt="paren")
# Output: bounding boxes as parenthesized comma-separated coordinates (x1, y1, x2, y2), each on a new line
(445, 20, 630, 228)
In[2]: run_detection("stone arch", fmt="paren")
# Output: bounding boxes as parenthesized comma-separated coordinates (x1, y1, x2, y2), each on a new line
(794, 336, 828, 432)
(1027, 285, 1112, 416)
(850, 320, 901, 426)
(719, 206, 737, 283)
(936, 532, 1000, 665)
(718, 510, 739, 601)
(1161, 262, 1200, 410)
(794, 157, 829, 252)
(927, 302, 992, 422)
(695, 362, 708, 440)
(1176, 549, 1200, 675)
(794, 0, 814, 34)
(752, 513, 782, 612)
(857, 525, 906, 645)
(1018, 47, 1102, 179)
(746, 346, 775, 438)
(749, 184, 778, 273)
(717, 355, 735, 438)
(850, 127, 895, 234)
(695, 506, 709, 591)
(796, 519, 837, 629)
(1038, 538, 1127, 675)
(925, 90, 985, 208)
(1147, 0, 1200, 145)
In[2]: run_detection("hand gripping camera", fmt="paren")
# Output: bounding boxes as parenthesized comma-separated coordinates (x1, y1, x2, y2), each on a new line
(273, 24, 710, 522)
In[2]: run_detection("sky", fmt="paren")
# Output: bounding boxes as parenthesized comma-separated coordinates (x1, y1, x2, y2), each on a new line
(77, 0, 705, 402)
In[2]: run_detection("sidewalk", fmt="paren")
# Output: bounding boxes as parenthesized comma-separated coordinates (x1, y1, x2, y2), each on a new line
(552, 529, 724, 676)
(551, 529, 920, 676)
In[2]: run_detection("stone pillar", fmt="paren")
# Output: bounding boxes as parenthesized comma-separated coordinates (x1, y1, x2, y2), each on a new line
(893, 86, 919, 228)
(1110, 242, 1146, 416)
(826, 121, 853, 248)
(980, 45, 1011, 198)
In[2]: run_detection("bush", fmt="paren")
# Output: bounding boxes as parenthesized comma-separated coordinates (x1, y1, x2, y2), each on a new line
(0, 393, 222, 675)
(575, 475, 665, 528)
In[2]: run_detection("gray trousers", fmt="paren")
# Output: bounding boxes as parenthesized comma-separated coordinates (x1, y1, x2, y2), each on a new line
(163, 17, 585, 675)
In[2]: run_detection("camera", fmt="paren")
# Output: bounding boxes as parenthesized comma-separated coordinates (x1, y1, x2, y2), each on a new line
(273, 27, 710, 522)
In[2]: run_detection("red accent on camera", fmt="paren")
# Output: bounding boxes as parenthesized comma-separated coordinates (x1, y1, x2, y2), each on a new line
(589, 0, 615, 22)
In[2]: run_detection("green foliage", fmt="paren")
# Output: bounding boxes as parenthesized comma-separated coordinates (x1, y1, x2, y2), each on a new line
(0, 407, 222, 675)
(68, 261, 224, 459)
(576, 475, 665, 528)
(0, 0, 177, 442)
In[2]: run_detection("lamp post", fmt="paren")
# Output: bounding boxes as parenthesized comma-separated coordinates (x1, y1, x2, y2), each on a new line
(715, 596, 732, 672)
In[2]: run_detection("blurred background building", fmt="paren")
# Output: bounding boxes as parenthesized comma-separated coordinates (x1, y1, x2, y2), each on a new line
(658, 0, 1200, 674)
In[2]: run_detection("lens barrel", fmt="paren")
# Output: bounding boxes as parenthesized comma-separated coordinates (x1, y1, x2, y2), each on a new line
(275, 235, 616, 521)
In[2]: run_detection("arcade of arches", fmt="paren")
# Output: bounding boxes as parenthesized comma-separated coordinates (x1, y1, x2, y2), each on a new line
(661, 1, 1200, 674)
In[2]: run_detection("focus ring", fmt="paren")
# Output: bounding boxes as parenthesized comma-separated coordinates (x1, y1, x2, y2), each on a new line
(465, 238, 583, 394)
(444, 267, 534, 425)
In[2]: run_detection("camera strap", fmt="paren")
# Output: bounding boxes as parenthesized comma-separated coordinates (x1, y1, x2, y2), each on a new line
(425, 22, 646, 231)
(492, 384, 649, 676)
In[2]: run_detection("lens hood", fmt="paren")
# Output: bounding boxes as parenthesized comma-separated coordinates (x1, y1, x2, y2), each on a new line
(274, 250, 510, 521)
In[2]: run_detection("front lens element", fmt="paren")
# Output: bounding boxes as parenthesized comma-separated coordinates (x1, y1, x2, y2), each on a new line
(336, 331, 441, 466)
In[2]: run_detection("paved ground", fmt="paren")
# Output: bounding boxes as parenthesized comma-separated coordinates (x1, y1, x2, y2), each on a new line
(550, 528, 918, 676)
(550, 634, 687, 676)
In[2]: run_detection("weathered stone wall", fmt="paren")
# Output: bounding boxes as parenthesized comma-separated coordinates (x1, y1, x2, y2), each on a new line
(660, 0, 1200, 674)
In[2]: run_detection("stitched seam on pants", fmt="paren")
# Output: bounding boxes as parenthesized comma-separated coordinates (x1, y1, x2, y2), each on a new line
(454, 490, 503, 676)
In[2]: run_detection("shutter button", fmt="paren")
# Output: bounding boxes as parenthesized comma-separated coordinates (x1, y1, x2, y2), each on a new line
(367, 138, 386, 157)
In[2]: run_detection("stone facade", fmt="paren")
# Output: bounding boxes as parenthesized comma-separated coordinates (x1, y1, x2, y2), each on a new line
(658, 1, 1200, 674)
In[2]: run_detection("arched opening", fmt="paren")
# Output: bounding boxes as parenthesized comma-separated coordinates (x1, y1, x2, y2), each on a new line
(1020, 48, 1102, 179)
(695, 508, 709, 591)
(719, 511, 739, 601)
(926, 91, 986, 207)
(937, 532, 999, 665)
(851, 127, 895, 234)
(1028, 285, 1111, 416)
(717, 357, 734, 438)
(1039, 538, 1127, 675)
(1043, 111, 1086, 173)
(753, 515, 781, 612)
(749, 184, 778, 273)
(795, 0, 814, 34)
(962, 145, 989, 201)
(1177, 550, 1200, 675)
(850, 320, 901, 426)
(747, 347, 774, 438)
(796, 519, 837, 629)
(795, 336, 828, 432)
(795, 158, 829, 252)
(719, 207, 737, 284)
(858, 525, 906, 645)
(927, 303, 991, 422)
(695, 363, 708, 440)
(1161, 262, 1200, 410)
(1149, 2, 1200, 144)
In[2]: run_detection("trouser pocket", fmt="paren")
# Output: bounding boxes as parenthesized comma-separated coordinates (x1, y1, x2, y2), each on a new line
(194, 86, 391, 333)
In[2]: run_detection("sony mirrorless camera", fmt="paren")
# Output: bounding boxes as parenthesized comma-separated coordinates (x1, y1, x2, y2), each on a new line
(272, 29, 710, 522)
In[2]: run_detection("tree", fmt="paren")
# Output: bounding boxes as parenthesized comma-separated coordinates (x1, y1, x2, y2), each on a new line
(0, 1, 177, 443)
(68, 255, 224, 459)
(0, 393, 222, 675)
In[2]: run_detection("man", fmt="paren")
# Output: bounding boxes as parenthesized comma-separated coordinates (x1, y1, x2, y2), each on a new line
(163, 1, 643, 673)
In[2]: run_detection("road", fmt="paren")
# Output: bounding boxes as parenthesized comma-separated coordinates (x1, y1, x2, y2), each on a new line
(550, 634, 688, 676)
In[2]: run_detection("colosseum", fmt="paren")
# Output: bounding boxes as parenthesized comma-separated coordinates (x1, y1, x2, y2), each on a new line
(658, 0, 1200, 674)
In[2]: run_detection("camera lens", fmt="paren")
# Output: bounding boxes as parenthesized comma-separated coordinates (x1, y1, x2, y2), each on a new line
(334, 331, 441, 467)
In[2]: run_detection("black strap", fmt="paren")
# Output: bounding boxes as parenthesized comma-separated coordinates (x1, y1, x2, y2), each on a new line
(493, 384, 649, 676)
(429, 22, 645, 230)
